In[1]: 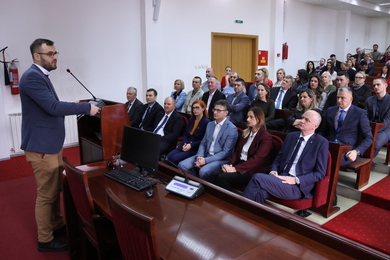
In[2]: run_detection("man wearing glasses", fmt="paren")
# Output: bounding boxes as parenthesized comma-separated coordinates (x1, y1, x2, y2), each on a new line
(19, 38, 100, 252)
(178, 100, 238, 180)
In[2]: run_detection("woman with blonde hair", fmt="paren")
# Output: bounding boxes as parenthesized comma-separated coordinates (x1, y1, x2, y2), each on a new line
(321, 71, 336, 95)
(221, 66, 232, 89)
(274, 68, 285, 88)
(260, 68, 273, 87)
(210, 107, 272, 191)
(286, 89, 319, 132)
(170, 79, 187, 111)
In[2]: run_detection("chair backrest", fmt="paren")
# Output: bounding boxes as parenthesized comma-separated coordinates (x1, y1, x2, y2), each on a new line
(106, 188, 161, 260)
(312, 151, 332, 207)
(270, 135, 283, 163)
(363, 122, 384, 158)
(274, 109, 293, 124)
(180, 115, 189, 136)
(63, 157, 98, 240)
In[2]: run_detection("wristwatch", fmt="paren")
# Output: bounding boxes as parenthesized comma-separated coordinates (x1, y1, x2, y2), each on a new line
(295, 176, 300, 184)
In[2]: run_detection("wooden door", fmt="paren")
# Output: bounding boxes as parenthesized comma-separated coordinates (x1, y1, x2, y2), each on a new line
(212, 33, 258, 83)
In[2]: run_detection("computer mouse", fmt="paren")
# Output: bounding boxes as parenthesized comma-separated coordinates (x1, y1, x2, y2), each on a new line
(145, 189, 154, 198)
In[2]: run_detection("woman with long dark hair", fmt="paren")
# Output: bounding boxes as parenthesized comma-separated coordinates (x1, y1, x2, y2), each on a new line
(210, 107, 272, 191)
(377, 64, 390, 84)
(250, 83, 275, 122)
(308, 74, 327, 110)
(306, 61, 316, 76)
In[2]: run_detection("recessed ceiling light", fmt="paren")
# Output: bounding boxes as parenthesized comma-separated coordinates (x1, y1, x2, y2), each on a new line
(379, 3, 390, 6)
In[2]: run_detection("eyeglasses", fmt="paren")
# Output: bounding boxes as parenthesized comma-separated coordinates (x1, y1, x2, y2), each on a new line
(355, 76, 364, 79)
(37, 52, 59, 57)
(212, 109, 227, 113)
(192, 106, 202, 110)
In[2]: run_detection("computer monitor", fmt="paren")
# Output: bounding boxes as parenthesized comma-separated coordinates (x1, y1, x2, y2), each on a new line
(120, 126, 161, 175)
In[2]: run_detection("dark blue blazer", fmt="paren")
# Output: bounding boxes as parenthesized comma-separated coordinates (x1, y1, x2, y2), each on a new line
(226, 92, 250, 123)
(201, 90, 226, 121)
(270, 87, 298, 110)
(152, 110, 184, 146)
(271, 132, 329, 199)
(365, 93, 390, 137)
(320, 105, 373, 154)
(19, 64, 90, 154)
(136, 102, 164, 131)
(181, 116, 210, 150)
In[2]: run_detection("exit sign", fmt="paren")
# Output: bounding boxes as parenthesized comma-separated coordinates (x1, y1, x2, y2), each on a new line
(235, 20, 243, 24)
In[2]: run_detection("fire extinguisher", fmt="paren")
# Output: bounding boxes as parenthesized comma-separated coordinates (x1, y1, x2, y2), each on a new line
(282, 43, 289, 60)
(9, 59, 19, 95)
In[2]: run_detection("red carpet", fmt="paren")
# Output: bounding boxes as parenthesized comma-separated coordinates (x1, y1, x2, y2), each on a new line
(322, 202, 390, 255)
(0, 146, 80, 182)
(361, 174, 390, 211)
(0, 175, 69, 260)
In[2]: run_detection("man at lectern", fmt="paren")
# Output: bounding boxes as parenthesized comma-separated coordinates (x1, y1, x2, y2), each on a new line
(151, 97, 184, 156)
(134, 88, 164, 131)
(19, 38, 99, 252)
(125, 86, 143, 126)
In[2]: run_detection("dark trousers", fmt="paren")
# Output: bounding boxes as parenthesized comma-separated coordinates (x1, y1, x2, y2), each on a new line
(210, 169, 251, 192)
(242, 173, 302, 204)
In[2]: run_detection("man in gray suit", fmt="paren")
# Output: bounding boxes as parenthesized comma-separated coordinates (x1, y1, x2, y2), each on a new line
(365, 77, 390, 156)
(178, 100, 238, 180)
(226, 78, 250, 123)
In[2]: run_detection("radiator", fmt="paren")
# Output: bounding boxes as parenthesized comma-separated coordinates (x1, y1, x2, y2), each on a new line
(8, 113, 79, 154)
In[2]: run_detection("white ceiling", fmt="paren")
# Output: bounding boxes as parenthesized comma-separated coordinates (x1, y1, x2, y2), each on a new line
(294, 0, 390, 20)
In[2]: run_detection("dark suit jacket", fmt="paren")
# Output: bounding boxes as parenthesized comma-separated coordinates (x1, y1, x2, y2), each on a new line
(270, 87, 298, 110)
(271, 132, 329, 199)
(135, 102, 164, 131)
(320, 105, 373, 154)
(365, 93, 390, 137)
(152, 110, 184, 154)
(229, 127, 272, 176)
(322, 91, 359, 115)
(201, 90, 226, 121)
(19, 64, 90, 154)
(126, 98, 143, 127)
(352, 84, 372, 103)
(357, 64, 374, 76)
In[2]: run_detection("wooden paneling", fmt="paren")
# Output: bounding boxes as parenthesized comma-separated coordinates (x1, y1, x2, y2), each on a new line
(212, 33, 258, 84)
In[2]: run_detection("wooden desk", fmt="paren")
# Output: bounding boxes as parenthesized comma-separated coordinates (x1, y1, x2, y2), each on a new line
(66, 161, 389, 260)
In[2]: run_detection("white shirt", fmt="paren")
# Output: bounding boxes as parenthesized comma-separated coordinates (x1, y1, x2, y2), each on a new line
(209, 118, 226, 155)
(288, 133, 314, 177)
(206, 90, 215, 110)
(240, 130, 258, 161)
(34, 63, 50, 76)
(154, 111, 173, 136)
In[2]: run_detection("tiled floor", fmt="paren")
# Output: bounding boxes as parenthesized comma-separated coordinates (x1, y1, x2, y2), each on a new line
(266, 148, 390, 225)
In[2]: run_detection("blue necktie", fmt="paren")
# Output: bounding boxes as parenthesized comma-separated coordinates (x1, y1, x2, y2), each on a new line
(284, 137, 304, 175)
(336, 110, 345, 133)
(154, 115, 168, 133)
(276, 90, 283, 109)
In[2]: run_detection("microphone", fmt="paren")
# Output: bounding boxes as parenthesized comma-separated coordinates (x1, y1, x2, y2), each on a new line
(66, 69, 96, 100)
(161, 155, 189, 183)
(66, 69, 105, 108)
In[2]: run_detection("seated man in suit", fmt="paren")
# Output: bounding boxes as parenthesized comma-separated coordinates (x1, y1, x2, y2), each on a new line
(134, 88, 164, 131)
(322, 71, 359, 115)
(357, 60, 374, 76)
(226, 78, 250, 123)
(364, 77, 390, 157)
(248, 69, 265, 102)
(243, 110, 328, 204)
(320, 87, 373, 166)
(178, 100, 238, 180)
(125, 86, 143, 126)
(267, 75, 298, 131)
(151, 97, 184, 156)
(201, 76, 226, 121)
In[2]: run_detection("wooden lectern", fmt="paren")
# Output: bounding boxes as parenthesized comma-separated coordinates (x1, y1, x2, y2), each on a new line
(77, 99, 130, 164)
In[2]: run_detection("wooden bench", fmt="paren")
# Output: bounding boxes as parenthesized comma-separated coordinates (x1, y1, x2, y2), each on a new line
(341, 122, 384, 189)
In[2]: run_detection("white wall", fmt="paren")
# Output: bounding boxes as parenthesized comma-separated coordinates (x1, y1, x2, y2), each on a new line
(0, 0, 389, 159)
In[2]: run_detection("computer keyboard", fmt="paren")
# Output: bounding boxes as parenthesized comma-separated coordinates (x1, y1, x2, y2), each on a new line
(104, 168, 157, 191)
